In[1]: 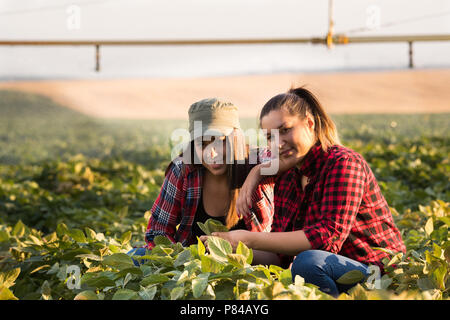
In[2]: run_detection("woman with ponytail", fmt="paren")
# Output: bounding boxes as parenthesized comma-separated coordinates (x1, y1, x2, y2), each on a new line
(202, 87, 405, 297)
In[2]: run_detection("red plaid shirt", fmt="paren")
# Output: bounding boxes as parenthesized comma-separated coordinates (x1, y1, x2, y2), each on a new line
(145, 151, 275, 248)
(272, 143, 406, 269)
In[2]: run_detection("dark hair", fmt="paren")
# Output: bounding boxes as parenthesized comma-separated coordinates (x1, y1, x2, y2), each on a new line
(259, 86, 341, 151)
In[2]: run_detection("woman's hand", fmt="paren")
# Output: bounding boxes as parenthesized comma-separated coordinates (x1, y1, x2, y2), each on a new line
(236, 165, 262, 219)
(200, 230, 252, 251)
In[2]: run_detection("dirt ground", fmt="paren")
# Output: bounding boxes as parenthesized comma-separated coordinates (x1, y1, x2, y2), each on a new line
(0, 69, 449, 119)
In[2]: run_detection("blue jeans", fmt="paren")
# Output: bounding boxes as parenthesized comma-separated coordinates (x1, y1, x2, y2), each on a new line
(290, 250, 370, 297)
(127, 247, 148, 266)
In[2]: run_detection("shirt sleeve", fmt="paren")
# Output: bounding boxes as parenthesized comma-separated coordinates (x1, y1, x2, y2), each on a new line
(248, 178, 275, 232)
(145, 161, 184, 248)
(302, 155, 366, 253)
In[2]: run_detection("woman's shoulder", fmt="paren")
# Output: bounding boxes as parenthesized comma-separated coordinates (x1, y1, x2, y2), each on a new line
(327, 144, 366, 164)
(325, 144, 371, 177)
(165, 156, 198, 178)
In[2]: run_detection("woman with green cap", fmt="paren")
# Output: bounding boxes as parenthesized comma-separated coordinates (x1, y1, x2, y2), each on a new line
(129, 98, 275, 264)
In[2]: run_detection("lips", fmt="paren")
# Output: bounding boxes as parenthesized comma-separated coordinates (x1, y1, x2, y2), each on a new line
(209, 163, 225, 170)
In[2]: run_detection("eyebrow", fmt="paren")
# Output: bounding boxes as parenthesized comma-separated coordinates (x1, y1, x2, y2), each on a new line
(266, 122, 286, 135)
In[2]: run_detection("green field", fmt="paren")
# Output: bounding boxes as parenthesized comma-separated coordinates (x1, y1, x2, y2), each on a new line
(0, 90, 449, 300)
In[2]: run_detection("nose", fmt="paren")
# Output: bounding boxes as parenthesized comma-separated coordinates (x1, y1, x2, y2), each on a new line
(210, 146, 218, 159)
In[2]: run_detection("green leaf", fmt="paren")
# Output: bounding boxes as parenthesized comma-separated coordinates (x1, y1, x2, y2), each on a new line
(68, 228, 87, 243)
(424, 217, 434, 236)
(201, 255, 222, 273)
(139, 285, 157, 300)
(112, 289, 138, 300)
(0, 230, 9, 242)
(0, 268, 21, 288)
(279, 268, 292, 287)
(12, 220, 27, 237)
(438, 216, 450, 226)
(336, 270, 366, 285)
(0, 286, 18, 300)
(41, 280, 52, 300)
(207, 236, 232, 263)
(113, 267, 143, 281)
(154, 235, 173, 247)
(74, 290, 99, 300)
(174, 249, 192, 268)
(227, 253, 246, 269)
(140, 274, 170, 286)
(84, 227, 97, 240)
(83, 275, 116, 288)
(197, 237, 206, 256)
(197, 219, 229, 235)
(56, 223, 69, 237)
(197, 222, 210, 236)
(236, 241, 253, 265)
(102, 253, 135, 269)
(76, 253, 103, 261)
(206, 219, 229, 233)
(192, 273, 210, 298)
(170, 286, 185, 300)
(120, 231, 132, 245)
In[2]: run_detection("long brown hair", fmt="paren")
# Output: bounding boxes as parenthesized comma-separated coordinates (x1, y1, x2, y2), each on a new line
(259, 86, 341, 151)
(175, 129, 249, 229)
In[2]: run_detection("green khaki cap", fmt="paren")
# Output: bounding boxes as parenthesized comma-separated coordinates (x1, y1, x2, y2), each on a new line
(188, 98, 240, 139)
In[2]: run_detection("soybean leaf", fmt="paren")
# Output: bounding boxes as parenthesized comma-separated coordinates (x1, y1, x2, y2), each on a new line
(112, 289, 138, 300)
(424, 218, 434, 236)
(236, 241, 253, 265)
(139, 285, 157, 300)
(206, 219, 229, 233)
(197, 222, 210, 236)
(74, 290, 99, 300)
(197, 237, 206, 257)
(102, 253, 135, 269)
(174, 249, 192, 268)
(0, 286, 18, 300)
(154, 235, 173, 247)
(197, 219, 229, 236)
(191, 273, 210, 299)
(68, 228, 87, 243)
(207, 236, 232, 263)
(0, 268, 21, 288)
(336, 270, 366, 285)
(279, 268, 292, 287)
(170, 286, 185, 300)
(227, 253, 246, 269)
(140, 274, 170, 286)
(201, 255, 222, 274)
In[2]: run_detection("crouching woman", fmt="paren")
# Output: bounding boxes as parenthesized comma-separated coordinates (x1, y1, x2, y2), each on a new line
(203, 87, 406, 297)
(129, 98, 274, 264)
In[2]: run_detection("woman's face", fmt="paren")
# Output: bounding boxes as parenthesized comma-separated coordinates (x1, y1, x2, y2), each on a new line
(194, 135, 228, 176)
(260, 108, 316, 165)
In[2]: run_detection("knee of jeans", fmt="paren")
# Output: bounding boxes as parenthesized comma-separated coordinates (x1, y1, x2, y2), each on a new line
(291, 250, 323, 279)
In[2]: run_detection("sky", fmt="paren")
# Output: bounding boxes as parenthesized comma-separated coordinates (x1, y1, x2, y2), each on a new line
(0, 0, 449, 79)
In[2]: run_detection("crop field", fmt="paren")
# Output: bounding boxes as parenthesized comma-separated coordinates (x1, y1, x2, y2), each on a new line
(0, 90, 449, 300)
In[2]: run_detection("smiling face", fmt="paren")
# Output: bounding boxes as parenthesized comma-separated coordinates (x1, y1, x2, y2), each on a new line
(260, 108, 316, 166)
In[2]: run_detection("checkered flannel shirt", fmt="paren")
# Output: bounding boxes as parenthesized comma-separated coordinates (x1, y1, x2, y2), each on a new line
(145, 149, 275, 248)
(272, 143, 406, 269)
